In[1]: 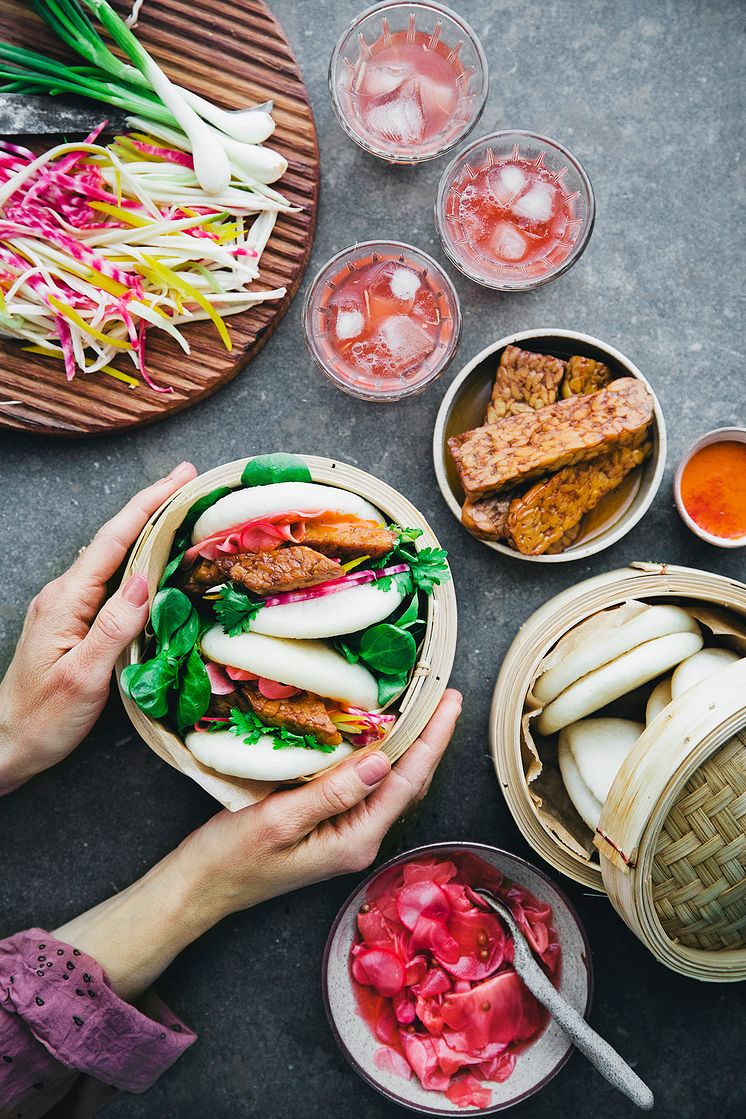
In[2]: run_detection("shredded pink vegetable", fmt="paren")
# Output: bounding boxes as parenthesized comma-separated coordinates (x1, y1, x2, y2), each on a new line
(260, 564, 409, 608)
(0, 123, 289, 388)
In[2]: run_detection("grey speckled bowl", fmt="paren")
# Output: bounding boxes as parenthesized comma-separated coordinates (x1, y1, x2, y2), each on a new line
(323, 842, 593, 1115)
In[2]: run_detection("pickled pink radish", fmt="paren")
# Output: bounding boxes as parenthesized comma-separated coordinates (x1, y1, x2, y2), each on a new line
(446, 1075, 493, 1109)
(257, 678, 300, 699)
(352, 948, 406, 998)
(183, 509, 329, 565)
(374, 1046, 412, 1081)
(397, 881, 451, 930)
(205, 662, 235, 694)
(225, 665, 257, 682)
(351, 854, 560, 1109)
(260, 563, 409, 608)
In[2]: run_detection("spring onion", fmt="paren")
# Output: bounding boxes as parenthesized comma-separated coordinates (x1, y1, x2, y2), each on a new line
(1, 1, 286, 192)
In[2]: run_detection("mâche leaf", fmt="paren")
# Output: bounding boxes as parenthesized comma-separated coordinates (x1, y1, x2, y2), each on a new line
(151, 587, 192, 648)
(377, 672, 410, 708)
(213, 583, 263, 636)
(167, 608, 201, 659)
(359, 624, 417, 675)
(176, 648, 212, 729)
(240, 453, 311, 488)
(121, 655, 177, 719)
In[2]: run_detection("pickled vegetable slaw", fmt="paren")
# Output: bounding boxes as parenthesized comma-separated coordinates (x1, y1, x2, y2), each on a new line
(351, 854, 560, 1108)
(0, 125, 291, 389)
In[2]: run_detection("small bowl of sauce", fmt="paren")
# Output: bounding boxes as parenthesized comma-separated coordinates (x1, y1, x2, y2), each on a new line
(675, 428, 746, 547)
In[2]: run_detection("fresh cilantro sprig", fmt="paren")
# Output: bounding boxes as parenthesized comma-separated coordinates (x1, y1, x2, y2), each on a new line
(208, 707, 336, 754)
(371, 525, 450, 596)
(213, 583, 263, 636)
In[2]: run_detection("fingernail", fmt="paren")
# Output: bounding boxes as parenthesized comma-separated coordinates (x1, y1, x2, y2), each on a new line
(164, 461, 191, 482)
(123, 573, 149, 607)
(356, 753, 390, 786)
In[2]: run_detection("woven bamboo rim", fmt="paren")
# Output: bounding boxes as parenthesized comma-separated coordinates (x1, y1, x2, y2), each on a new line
(491, 562, 746, 981)
(116, 455, 457, 811)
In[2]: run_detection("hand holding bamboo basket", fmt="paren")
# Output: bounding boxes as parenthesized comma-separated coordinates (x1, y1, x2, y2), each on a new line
(116, 455, 457, 812)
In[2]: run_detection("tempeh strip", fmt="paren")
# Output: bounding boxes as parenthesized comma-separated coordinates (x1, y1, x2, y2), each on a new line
(485, 344, 565, 422)
(506, 442, 653, 555)
(448, 377, 654, 498)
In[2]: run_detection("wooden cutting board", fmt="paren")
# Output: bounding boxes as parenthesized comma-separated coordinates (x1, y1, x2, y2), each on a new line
(0, 0, 319, 437)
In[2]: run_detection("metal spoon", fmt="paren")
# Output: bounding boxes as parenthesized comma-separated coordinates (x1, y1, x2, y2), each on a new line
(473, 888, 654, 1111)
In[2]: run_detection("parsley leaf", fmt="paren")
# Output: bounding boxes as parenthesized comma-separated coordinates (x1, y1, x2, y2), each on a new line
(213, 583, 263, 636)
(218, 707, 336, 754)
(370, 525, 450, 597)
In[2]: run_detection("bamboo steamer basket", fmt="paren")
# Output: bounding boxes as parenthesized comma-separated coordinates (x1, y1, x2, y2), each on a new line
(491, 562, 746, 981)
(116, 455, 457, 812)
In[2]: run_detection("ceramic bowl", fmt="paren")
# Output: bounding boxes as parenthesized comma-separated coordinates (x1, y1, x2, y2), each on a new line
(323, 842, 592, 1115)
(674, 426, 746, 548)
(432, 329, 667, 563)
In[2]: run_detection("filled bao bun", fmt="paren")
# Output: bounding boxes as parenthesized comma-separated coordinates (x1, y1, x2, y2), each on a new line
(536, 606, 703, 736)
(185, 730, 353, 781)
(192, 482, 385, 540)
(201, 627, 380, 711)
(184, 628, 380, 781)
(192, 481, 403, 638)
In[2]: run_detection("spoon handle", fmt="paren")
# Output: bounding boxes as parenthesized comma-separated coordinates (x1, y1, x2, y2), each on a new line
(539, 983, 654, 1111)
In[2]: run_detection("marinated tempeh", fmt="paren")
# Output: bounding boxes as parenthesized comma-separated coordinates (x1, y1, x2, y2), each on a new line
(461, 494, 512, 540)
(448, 377, 654, 498)
(561, 354, 612, 398)
(462, 495, 584, 549)
(485, 345, 566, 423)
(506, 442, 653, 555)
(545, 521, 584, 554)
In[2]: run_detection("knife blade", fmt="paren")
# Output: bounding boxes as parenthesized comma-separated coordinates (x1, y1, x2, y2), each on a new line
(0, 93, 130, 136)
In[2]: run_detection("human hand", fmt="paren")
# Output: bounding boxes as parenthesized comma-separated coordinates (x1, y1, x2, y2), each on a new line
(0, 461, 197, 790)
(186, 689, 463, 921)
(53, 693, 461, 1002)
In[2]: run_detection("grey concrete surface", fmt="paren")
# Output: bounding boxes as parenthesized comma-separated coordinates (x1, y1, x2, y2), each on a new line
(1, 1, 744, 1117)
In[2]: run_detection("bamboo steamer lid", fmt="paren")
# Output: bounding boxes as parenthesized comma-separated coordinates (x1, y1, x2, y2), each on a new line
(116, 455, 457, 812)
(491, 562, 746, 981)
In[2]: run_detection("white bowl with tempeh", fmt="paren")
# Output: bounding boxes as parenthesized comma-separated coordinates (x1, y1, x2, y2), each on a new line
(432, 329, 666, 562)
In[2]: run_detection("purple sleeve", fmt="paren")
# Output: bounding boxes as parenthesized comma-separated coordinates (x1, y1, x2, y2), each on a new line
(0, 928, 196, 1119)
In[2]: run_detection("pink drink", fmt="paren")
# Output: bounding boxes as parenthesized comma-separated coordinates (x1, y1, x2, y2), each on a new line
(304, 243, 460, 401)
(436, 133, 595, 290)
(330, 5, 488, 164)
(452, 154, 578, 275)
(348, 29, 462, 148)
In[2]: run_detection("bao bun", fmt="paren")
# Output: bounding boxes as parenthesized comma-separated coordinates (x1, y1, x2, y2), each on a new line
(538, 630, 702, 735)
(670, 647, 740, 699)
(201, 626, 380, 711)
(250, 581, 406, 639)
(185, 729, 353, 780)
(645, 677, 673, 725)
(558, 718, 643, 831)
(534, 605, 699, 706)
(192, 481, 384, 542)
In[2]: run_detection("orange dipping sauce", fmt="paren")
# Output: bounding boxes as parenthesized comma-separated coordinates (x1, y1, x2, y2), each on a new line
(680, 440, 746, 540)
